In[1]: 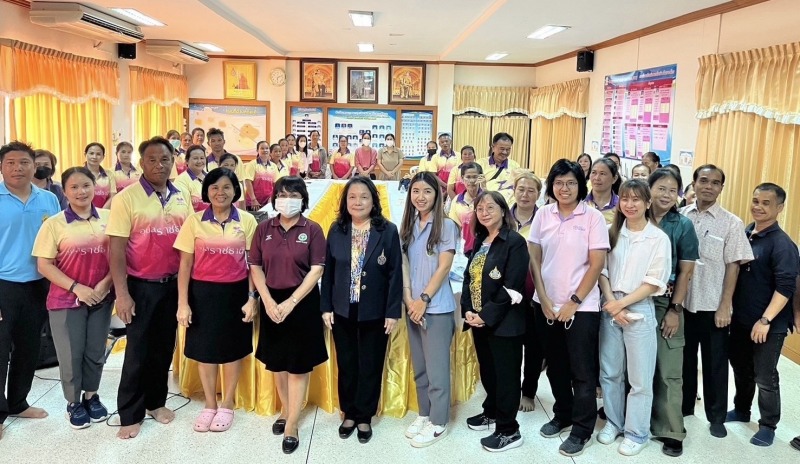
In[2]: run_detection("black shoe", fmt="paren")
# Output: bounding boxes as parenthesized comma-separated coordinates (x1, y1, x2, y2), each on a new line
(481, 430, 523, 452)
(339, 421, 356, 439)
(357, 424, 373, 444)
(559, 434, 592, 457)
(282, 436, 299, 454)
(725, 409, 751, 423)
(466, 413, 496, 431)
(598, 407, 607, 421)
(661, 438, 683, 457)
(540, 418, 571, 438)
(789, 435, 800, 451)
(709, 423, 727, 438)
(272, 418, 286, 435)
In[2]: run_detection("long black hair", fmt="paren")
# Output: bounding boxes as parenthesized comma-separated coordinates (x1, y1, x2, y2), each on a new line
(591, 158, 622, 195)
(335, 176, 387, 232)
(648, 168, 683, 214)
(400, 171, 447, 254)
(609, 179, 653, 249)
(470, 191, 515, 240)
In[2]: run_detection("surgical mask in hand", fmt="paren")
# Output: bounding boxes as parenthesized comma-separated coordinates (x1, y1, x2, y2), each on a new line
(275, 197, 303, 217)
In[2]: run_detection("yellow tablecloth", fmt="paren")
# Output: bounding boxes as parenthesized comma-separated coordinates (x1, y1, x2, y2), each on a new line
(171, 181, 479, 417)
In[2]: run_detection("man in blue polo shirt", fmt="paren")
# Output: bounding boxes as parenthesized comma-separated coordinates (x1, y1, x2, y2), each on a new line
(0, 141, 61, 441)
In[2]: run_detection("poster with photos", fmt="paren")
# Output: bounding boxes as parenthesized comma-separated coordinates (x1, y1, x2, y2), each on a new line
(400, 110, 434, 158)
(290, 106, 324, 143)
(327, 108, 397, 152)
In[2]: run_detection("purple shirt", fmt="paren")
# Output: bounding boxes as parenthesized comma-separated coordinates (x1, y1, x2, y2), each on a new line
(249, 216, 326, 290)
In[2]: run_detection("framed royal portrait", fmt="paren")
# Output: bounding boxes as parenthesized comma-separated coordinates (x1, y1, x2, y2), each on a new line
(389, 62, 425, 105)
(347, 67, 378, 103)
(300, 59, 337, 102)
(223, 61, 257, 100)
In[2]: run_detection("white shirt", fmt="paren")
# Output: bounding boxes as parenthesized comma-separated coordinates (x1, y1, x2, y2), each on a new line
(607, 220, 672, 296)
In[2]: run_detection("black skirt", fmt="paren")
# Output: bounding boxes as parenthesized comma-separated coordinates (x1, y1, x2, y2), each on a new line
(185, 278, 253, 364)
(255, 285, 328, 374)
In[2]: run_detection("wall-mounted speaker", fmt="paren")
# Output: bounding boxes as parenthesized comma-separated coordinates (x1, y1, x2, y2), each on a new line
(577, 50, 594, 72)
(118, 43, 136, 60)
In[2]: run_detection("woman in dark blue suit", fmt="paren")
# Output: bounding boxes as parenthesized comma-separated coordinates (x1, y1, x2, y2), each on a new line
(320, 176, 402, 444)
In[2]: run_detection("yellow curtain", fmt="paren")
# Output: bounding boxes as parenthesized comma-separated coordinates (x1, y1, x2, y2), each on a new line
(453, 85, 530, 116)
(528, 78, 590, 119)
(130, 66, 188, 146)
(530, 117, 586, 176)
(452, 115, 492, 156)
(695, 42, 800, 242)
(492, 116, 531, 169)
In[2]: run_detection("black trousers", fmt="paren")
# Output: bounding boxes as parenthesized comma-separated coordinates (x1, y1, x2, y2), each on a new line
(117, 278, 178, 426)
(521, 300, 547, 398)
(682, 310, 729, 424)
(539, 306, 600, 441)
(332, 312, 388, 424)
(472, 326, 523, 435)
(729, 322, 786, 430)
(0, 278, 49, 424)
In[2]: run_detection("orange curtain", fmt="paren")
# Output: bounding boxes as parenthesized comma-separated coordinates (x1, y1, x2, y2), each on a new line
(130, 66, 188, 146)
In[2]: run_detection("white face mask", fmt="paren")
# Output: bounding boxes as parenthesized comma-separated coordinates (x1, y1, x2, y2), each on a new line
(362, 139, 371, 146)
(385, 140, 395, 147)
(275, 197, 303, 217)
(298, 141, 307, 148)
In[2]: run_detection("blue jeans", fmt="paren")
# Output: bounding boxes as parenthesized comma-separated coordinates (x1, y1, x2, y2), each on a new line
(599, 294, 658, 444)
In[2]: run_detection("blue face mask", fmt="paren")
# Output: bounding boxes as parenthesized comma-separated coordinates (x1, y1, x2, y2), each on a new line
(170, 139, 181, 149)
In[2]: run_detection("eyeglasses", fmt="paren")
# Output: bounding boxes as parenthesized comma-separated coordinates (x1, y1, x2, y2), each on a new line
(476, 205, 500, 214)
(553, 181, 579, 189)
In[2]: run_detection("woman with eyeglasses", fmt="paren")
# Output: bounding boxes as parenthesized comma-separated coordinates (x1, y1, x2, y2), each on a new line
(528, 159, 609, 457)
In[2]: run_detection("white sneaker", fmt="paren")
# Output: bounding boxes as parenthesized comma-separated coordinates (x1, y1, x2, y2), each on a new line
(411, 422, 448, 448)
(618, 437, 647, 456)
(597, 422, 622, 445)
(405, 415, 429, 438)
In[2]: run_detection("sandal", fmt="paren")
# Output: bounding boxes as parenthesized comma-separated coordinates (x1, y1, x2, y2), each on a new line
(210, 408, 234, 432)
(194, 409, 217, 432)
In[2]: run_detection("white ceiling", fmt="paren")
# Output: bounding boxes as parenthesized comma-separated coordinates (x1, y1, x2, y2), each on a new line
(26, 0, 731, 63)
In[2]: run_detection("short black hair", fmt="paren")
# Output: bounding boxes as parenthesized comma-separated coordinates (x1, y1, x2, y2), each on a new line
(545, 159, 588, 201)
(461, 145, 475, 156)
(191, 127, 205, 137)
(166, 130, 180, 139)
(139, 136, 174, 157)
(84, 142, 106, 156)
(207, 127, 224, 140)
(642, 151, 661, 165)
(184, 144, 206, 160)
(335, 176, 387, 231)
(592, 157, 622, 194)
(492, 132, 514, 145)
(385, 133, 395, 140)
(202, 167, 241, 203)
(271, 176, 309, 211)
(603, 152, 620, 163)
(116, 142, 133, 154)
(34, 149, 58, 170)
(460, 161, 483, 176)
(648, 167, 683, 192)
(0, 141, 36, 161)
(665, 164, 681, 180)
(754, 182, 786, 204)
(693, 164, 726, 185)
(61, 166, 96, 187)
(219, 153, 239, 166)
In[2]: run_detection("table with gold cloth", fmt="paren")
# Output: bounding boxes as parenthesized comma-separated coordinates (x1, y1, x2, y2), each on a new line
(171, 180, 479, 417)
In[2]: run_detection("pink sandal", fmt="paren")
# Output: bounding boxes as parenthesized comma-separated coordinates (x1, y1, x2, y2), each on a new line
(194, 409, 217, 432)
(210, 408, 234, 432)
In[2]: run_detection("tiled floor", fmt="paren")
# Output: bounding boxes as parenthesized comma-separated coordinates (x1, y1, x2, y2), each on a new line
(2, 352, 799, 463)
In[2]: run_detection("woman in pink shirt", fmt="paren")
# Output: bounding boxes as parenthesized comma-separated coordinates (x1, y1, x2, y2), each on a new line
(354, 133, 378, 180)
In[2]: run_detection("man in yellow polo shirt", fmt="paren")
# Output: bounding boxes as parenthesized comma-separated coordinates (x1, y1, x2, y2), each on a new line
(107, 137, 193, 440)
(477, 133, 520, 203)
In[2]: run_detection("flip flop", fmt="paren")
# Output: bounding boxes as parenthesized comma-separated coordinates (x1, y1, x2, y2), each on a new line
(210, 408, 235, 432)
(194, 409, 217, 432)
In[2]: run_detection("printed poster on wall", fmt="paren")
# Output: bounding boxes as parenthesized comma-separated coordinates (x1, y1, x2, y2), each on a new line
(290, 106, 324, 143)
(327, 108, 397, 152)
(400, 110, 434, 158)
(189, 103, 267, 157)
(601, 64, 676, 164)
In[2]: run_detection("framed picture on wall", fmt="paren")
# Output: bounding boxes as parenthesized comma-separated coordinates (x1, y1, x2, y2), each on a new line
(223, 61, 257, 100)
(300, 59, 337, 102)
(389, 62, 425, 105)
(347, 67, 378, 103)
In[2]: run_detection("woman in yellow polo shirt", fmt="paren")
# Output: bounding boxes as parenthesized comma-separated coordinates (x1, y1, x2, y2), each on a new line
(330, 136, 354, 180)
(174, 145, 209, 212)
(84, 142, 116, 209)
(174, 168, 258, 433)
(245, 142, 286, 210)
(32, 166, 114, 429)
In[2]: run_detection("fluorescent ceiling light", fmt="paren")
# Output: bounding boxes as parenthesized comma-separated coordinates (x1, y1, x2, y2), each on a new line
(195, 43, 224, 53)
(111, 8, 165, 27)
(357, 43, 374, 53)
(485, 53, 508, 61)
(527, 25, 570, 39)
(349, 11, 374, 27)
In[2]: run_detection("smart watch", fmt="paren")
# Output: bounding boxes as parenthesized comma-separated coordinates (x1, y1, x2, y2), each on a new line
(759, 316, 771, 325)
(668, 303, 684, 313)
(570, 293, 583, 305)
(248, 291, 259, 299)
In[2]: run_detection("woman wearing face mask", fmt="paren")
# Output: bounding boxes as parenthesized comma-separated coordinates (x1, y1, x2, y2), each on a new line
(377, 133, 404, 181)
(175, 145, 209, 212)
(245, 142, 286, 211)
(587, 158, 622, 225)
(597, 179, 671, 457)
(167, 130, 187, 179)
(83, 142, 116, 209)
(354, 134, 378, 180)
(113, 142, 141, 192)
(320, 176, 402, 444)
(462, 191, 529, 452)
(250, 177, 327, 454)
(33, 149, 67, 209)
(175, 168, 258, 434)
(447, 146, 476, 200)
(330, 136, 354, 180)
(296, 135, 310, 178)
(306, 130, 328, 179)
(448, 162, 483, 254)
(399, 172, 458, 448)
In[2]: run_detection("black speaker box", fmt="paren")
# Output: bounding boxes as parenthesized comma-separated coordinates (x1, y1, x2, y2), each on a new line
(118, 43, 137, 60)
(577, 50, 594, 72)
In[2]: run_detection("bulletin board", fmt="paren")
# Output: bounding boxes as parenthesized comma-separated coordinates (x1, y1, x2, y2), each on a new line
(601, 64, 677, 164)
(187, 99, 270, 158)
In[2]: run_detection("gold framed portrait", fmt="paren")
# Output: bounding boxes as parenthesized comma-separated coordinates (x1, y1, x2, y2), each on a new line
(223, 61, 257, 100)
(389, 62, 425, 105)
(300, 60, 337, 102)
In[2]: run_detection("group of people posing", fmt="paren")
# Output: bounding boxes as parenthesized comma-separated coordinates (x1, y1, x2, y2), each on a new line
(0, 131, 798, 459)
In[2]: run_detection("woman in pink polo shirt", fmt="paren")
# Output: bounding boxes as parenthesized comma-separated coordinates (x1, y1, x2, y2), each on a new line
(354, 133, 378, 179)
(528, 159, 609, 457)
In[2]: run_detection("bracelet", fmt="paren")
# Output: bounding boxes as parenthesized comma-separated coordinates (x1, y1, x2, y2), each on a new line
(69, 280, 78, 293)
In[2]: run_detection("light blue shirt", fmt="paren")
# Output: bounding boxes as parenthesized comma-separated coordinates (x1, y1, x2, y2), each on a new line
(0, 182, 60, 282)
(406, 216, 458, 314)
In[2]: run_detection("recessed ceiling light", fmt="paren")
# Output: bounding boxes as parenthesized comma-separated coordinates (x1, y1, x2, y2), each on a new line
(357, 43, 374, 53)
(195, 43, 224, 53)
(485, 53, 508, 61)
(527, 25, 570, 40)
(349, 11, 374, 28)
(111, 8, 165, 27)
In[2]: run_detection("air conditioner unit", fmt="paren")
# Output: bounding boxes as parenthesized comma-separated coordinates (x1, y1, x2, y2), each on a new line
(145, 40, 210, 64)
(30, 2, 144, 44)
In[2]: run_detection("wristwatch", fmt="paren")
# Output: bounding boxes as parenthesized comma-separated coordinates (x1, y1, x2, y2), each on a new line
(420, 293, 431, 304)
(570, 293, 583, 305)
(248, 291, 258, 299)
(759, 316, 771, 325)
(668, 303, 684, 313)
